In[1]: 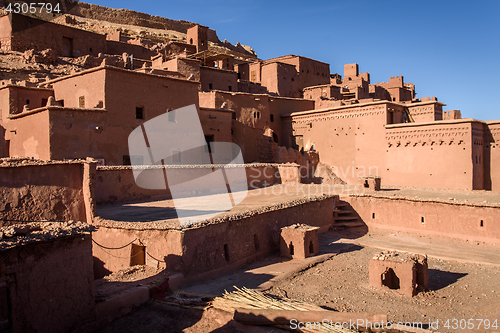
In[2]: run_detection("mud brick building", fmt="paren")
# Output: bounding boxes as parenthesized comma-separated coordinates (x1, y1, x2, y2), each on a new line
(0, 13, 499, 191)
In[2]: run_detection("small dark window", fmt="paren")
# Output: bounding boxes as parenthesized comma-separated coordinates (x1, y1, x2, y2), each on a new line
(26, 99, 30, 105)
(89, 47, 93, 53)
(189, 38, 193, 44)
(289, 242, 294, 255)
(393, 97, 396, 101)
(480, 220, 484, 227)
(372, 213, 375, 219)
(421, 217, 425, 223)
(254, 234, 259, 251)
(57, 99, 64, 107)
(136, 106, 144, 119)
(228, 85, 232, 91)
(123, 155, 131, 165)
(208, 83, 213, 90)
(309, 241, 314, 255)
(223, 244, 230, 262)
(232, 112, 236, 120)
(79, 96, 85, 108)
(270, 114, 274, 122)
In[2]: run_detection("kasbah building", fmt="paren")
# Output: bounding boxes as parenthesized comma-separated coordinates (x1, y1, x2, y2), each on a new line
(0, 5, 499, 333)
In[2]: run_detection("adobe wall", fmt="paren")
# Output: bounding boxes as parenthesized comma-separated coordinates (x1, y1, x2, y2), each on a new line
(0, 159, 94, 225)
(486, 121, 500, 191)
(163, 58, 201, 82)
(94, 164, 286, 203)
(106, 40, 155, 59)
(50, 68, 106, 109)
(7, 110, 51, 160)
(285, 102, 392, 184)
(407, 101, 444, 123)
(261, 62, 299, 98)
(344, 195, 500, 244)
(1, 232, 95, 332)
(92, 194, 335, 278)
(200, 90, 313, 162)
(199, 108, 233, 143)
(200, 67, 238, 92)
(0, 85, 54, 116)
(3, 13, 107, 56)
(42, 66, 200, 165)
(48, 108, 107, 161)
(385, 120, 479, 190)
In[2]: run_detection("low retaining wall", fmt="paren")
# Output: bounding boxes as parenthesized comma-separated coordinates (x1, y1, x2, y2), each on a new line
(344, 195, 500, 244)
(0, 158, 96, 226)
(95, 164, 299, 204)
(92, 194, 335, 279)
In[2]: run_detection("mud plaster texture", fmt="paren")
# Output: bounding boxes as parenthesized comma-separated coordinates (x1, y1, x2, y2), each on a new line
(0, 222, 95, 333)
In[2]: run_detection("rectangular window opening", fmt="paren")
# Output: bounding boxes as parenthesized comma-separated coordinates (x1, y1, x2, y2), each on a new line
(123, 155, 131, 166)
(480, 220, 484, 227)
(136, 106, 144, 119)
(421, 217, 425, 224)
(79, 96, 85, 108)
(372, 213, 375, 219)
(270, 114, 274, 122)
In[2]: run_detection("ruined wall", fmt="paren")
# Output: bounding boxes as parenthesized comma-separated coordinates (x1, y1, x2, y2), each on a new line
(105, 40, 155, 60)
(200, 67, 238, 92)
(385, 120, 480, 190)
(92, 195, 335, 278)
(1, 234, 95, 332)
(0, 160, 92, 225)
(1, 13, 107, 56)
(345, 195, 500, 243)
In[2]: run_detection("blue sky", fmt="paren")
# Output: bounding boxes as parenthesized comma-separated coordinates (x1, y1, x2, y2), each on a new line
(87, 0, 499, 120)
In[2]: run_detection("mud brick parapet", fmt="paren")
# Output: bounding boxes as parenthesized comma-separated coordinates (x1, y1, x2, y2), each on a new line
(280, 224, 320, 259)
(369, 251, 428, 297)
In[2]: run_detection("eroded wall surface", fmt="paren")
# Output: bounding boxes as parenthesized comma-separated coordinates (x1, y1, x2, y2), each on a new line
(345, 195, 500, 243)
(0, 160, 94, 225)
(2, 234, 95, 333)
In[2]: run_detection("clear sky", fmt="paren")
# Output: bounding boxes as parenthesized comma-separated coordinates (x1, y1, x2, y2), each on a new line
(87, 0, 500, 121)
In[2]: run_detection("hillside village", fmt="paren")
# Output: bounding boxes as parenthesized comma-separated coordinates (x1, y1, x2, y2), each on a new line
(0, 3, 499, 333)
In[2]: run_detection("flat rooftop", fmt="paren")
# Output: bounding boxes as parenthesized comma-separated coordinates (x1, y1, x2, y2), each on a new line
(95, 185, 335, 230)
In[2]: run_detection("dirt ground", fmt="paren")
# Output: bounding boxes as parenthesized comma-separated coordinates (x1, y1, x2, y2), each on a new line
(267, 245, 500, 332)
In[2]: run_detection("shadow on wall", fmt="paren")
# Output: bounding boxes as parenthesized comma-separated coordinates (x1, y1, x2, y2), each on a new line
(96, 205, 224, 223)
(428, 269, 467, 291)
(93, 256, 112, 280)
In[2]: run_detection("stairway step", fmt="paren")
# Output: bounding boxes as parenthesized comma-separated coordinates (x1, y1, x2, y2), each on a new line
(333, 221, 365, 228)
(336, 202, 348, 207)
(336, 210, 353, 215)
(334, 216, 358, 221)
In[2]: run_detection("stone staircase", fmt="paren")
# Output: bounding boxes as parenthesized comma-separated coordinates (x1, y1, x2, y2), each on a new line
(332, 200, 365, 227)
